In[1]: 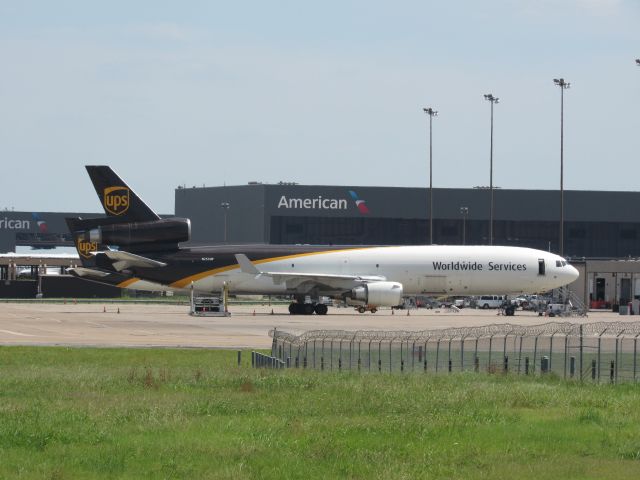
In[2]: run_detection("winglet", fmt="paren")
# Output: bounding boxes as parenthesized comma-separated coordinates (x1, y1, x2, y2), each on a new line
(235, 254, 261, 275)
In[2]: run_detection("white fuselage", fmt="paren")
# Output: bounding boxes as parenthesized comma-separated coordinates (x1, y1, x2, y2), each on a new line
(176, 245, 578, 296)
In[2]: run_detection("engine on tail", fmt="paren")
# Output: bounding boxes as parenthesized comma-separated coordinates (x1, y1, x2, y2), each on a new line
(82, 218, 191, 247)
(350, 281, 403, 306)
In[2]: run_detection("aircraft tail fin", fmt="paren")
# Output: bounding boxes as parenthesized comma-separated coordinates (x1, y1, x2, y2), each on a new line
(85, 166, 159, 222)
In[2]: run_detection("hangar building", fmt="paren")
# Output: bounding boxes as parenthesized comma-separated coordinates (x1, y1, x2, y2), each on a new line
(175, 184, 640, 259)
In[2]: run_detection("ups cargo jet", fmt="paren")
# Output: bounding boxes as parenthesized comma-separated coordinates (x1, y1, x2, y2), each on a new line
(66, 166, 579, 315)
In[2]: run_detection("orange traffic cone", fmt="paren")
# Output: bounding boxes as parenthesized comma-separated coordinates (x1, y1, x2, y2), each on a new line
(270, 309, 274, 315)
(117, 307, 120, 314)
(252, 309, 256, 316)
(103, 306, 106, 313)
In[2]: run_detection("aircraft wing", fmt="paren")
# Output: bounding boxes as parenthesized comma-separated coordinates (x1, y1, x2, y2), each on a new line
(234, 253, 386, 291)
(91, 250, 167, 271)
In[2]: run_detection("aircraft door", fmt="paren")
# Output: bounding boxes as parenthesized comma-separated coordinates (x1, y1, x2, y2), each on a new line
(538, 259, 545, 276)
(419, 275, 447, 294)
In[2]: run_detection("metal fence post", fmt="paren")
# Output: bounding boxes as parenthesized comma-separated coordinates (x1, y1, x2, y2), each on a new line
(448, 338, 452, 372)
(634, 334, 640, 382)
(597, 329, 607, 382)
(330, 341, 334, 371)
(591, 359, 596, 381)
(474, 356, 479, 373)
(525, 356, 529, 375)
(570, 356, 575, 378)
(518, 335, 523, 374)
(435, 339, 441, 373)
(579, 324, 584, 382)
(412, 341, 416, 371)
(533, 334, 540, 374)
(487, 333, 495, 372)
(563, 335, 569, 379)
(389, 340, 393, 372)
(610, 360, 615, 384)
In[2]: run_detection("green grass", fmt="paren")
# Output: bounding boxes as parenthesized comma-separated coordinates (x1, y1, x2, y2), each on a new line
(1, 347, 640, 479)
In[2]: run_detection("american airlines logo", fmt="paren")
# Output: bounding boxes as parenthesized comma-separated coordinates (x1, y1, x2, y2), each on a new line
(277, 190, 369, 214)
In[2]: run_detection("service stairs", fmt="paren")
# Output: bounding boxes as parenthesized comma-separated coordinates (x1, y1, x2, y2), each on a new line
(553, 286, 588, 317)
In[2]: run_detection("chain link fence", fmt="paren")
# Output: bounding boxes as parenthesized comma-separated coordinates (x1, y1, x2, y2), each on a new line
(264, 322, 640, 383)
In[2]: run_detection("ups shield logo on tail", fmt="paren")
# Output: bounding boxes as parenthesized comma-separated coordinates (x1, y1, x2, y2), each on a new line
(77, 239, 98, 259)
(103, 186, 130, 215)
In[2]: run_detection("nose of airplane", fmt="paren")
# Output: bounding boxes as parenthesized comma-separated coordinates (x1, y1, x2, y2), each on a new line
(567, 264, 579, 283)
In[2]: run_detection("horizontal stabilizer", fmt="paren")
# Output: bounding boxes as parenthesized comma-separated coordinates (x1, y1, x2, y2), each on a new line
(67, 267, 110, 278)
(92, 250, 167, 271)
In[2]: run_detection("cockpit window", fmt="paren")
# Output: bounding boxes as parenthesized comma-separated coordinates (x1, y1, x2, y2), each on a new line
(556, 260, 561, 267)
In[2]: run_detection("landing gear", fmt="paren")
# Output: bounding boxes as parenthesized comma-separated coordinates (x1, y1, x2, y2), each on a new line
(288, 301, 328, 315)
(314, 303, 328, 315)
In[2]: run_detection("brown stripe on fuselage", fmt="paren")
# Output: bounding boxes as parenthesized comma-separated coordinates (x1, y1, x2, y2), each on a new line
(118, 277, 141, 288)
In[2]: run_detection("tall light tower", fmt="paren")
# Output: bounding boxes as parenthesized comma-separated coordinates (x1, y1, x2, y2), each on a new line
(423, 107, 438, 245)
(460, 206, 469, 245)
(220, 201, 230, 243)
(484, 93, 499, 245)
(554, 78, 570, 257)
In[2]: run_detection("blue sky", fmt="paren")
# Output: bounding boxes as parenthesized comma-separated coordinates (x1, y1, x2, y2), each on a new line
(0, 0, 638, 214)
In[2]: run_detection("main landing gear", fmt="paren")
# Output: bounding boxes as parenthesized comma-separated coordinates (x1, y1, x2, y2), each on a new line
(288, 302, 328, 315)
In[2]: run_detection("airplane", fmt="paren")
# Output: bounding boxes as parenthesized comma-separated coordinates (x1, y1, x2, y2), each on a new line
(66, 166, 579, 315)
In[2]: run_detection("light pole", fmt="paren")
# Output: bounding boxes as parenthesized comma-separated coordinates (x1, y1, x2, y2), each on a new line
(460, 206, 469, 245)
(484, 93, 499, 245)
(423, 107, 438, 245)
(220, 201, 230, 243)
(554, 78, 570, 257)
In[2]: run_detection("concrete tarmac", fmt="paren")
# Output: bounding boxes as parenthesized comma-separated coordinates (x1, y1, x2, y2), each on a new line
(0, 303, 623, 349)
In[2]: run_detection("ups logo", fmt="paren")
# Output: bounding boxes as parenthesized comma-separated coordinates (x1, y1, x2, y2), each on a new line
(77, 239, 98, 259)
(103, 186, 130, 215)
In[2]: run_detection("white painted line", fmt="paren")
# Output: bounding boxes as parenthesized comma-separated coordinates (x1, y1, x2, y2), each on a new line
(0, 329, 36, 337)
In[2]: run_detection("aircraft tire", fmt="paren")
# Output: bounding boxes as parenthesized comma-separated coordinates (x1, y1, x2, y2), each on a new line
(314, 303, 328, 315)
(288, 303, 297, 315)
(303, 303, 315, 315)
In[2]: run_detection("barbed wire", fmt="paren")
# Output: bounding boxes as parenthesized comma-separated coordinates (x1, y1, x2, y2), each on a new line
(269, 321, 640, 346)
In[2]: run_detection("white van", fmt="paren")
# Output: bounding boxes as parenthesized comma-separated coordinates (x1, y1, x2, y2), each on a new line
(477, 295, 506, 309)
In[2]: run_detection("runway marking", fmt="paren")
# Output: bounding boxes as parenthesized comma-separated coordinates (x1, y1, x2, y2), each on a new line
(86, 322, 107, 328)
(0, 329, 36, 337)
